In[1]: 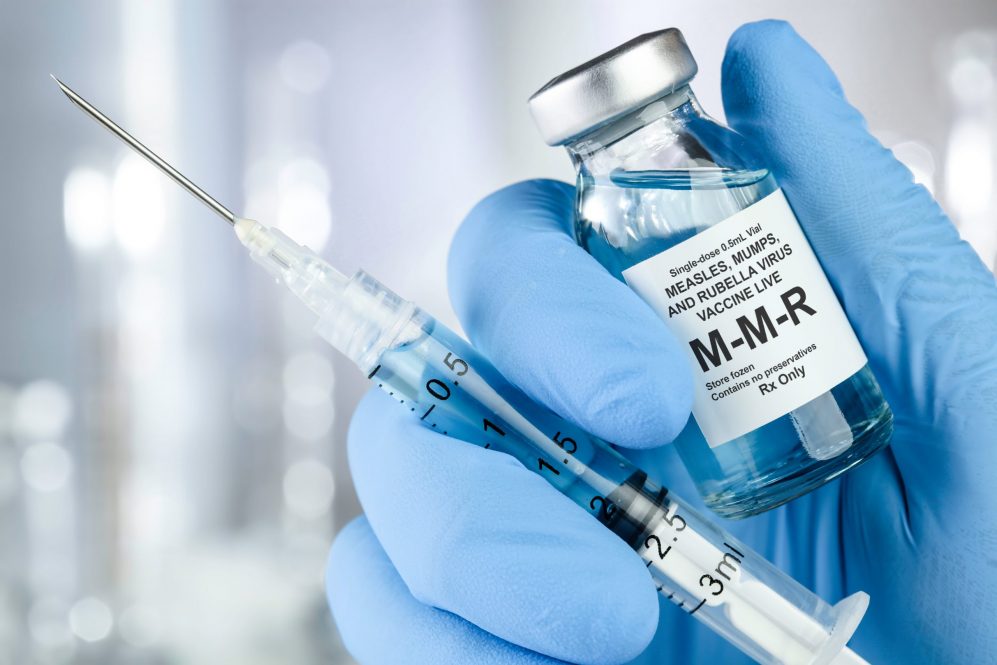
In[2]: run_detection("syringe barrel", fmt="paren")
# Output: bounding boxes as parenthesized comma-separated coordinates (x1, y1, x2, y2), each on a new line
(270, 256, 868, 664)
(608, 471, 868, 665)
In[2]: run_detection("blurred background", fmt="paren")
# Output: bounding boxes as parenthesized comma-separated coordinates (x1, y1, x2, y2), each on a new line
(1, 0, 995, 663)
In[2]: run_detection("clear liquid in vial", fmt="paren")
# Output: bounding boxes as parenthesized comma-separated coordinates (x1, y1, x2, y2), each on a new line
(576, 168, 892, 518)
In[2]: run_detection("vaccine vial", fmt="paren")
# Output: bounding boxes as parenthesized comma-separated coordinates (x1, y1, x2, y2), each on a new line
(528, 29, 892, 518)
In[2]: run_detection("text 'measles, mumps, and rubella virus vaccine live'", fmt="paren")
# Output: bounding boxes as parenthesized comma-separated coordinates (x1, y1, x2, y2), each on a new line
(529, 29, 893, 518)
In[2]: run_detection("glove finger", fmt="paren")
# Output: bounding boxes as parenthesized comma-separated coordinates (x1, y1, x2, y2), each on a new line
(447, 179, 693, 450)
(720, 20, 997, 433)
(347, 388, 659, 665)
(327, 516, 567, 665)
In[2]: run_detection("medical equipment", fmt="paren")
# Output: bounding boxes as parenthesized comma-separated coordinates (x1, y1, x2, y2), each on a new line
(529, 29, 893, 518)
(54, 75, 871, 665)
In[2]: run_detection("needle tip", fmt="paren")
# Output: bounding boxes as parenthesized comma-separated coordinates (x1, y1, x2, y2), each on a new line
(50, 74, 70, 95)
(52, 76, 239, 225)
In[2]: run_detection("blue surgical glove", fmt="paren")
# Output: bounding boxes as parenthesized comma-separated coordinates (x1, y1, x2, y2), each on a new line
(326, 20, 997, 664)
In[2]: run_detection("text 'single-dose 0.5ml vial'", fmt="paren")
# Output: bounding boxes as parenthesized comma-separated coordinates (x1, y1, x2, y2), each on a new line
(528, 29, 893, 518)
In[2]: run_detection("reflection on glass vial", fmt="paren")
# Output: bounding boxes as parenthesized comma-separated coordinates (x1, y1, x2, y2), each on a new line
(577, 167, 892, 517)
(529, 29, 892, 517)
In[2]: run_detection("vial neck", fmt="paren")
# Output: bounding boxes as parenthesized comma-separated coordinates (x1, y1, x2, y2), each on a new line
(564, 85, 704, 169)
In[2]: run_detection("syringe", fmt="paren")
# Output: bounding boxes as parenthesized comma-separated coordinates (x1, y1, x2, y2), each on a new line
(55, 76, 871, 665)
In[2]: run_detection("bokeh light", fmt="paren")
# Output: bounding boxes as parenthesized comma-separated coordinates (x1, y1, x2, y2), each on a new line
(948, 55, 994, 106)
(276, 173, 333, 251)
(282, 459, 335, 520)
(282, 397, 335, 440)
(116, 274, 171, 376)
(63, 167, 112, 252)
(68, 597, 114, 643)
(111, 155, 166, 258)
(20, 442, 72, 493)
(283, 351, 335, 402)
(12, 380, 72, 441)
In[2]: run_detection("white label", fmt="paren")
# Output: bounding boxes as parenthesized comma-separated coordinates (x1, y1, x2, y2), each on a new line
(622, 189, 866, 447)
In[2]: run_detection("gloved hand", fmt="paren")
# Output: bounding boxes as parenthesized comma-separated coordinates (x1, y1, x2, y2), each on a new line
(326, 20, 997, 664)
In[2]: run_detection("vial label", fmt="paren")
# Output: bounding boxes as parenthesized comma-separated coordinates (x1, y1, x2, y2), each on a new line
(622, 189, 866, 447)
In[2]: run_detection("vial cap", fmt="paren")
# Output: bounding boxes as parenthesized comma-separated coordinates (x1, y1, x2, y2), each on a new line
(528, 28, 698, 146)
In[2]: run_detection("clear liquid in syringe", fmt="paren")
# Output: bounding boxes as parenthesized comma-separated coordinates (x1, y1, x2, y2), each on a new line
(369, 317, 729, 610)
(366, 312, 868, 665)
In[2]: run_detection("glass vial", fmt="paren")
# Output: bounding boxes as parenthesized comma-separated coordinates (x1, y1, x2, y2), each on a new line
(528, 29, 892, 518)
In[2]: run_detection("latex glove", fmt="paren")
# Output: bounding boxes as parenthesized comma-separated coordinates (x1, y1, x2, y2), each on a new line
(326, 20, 997, 664)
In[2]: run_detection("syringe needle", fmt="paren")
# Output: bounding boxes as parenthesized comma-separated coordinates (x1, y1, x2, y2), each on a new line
(50, 74, 237, 226)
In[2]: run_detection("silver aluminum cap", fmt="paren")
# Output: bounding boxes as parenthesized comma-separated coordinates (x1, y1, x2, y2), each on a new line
(528, 29, 698, 146)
